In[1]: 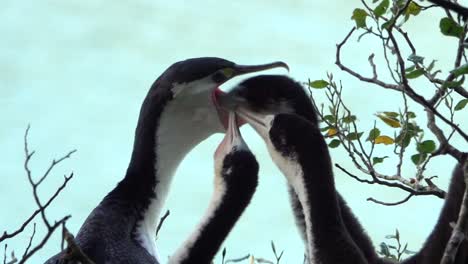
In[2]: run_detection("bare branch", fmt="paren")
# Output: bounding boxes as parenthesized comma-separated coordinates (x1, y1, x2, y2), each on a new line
(21, 224, 36, 260)
(59, 226, 95, 264)
(335, 27, 401, 92)
(425, 0, 468, 18)
(335, 163, 446, 199)
(367, 194, 414, 206)
(19, 216, 71, 264)
(155, 209, 171, 239)
(1, 125, 77, 263)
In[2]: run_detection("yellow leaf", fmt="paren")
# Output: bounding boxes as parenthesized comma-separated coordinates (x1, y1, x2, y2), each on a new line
(377, 114, 401, 128)
(327, 128, 338, 137)
(374, 135, 394, 145)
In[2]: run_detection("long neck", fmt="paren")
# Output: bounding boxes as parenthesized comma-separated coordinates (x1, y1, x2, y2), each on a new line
(277, 132, 367, 264)
(170, 179, 255, 263)
(403, 160, 467, 264)
(105, 90, 214, 257)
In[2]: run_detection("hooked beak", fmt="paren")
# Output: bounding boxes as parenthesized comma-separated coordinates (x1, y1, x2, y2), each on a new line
(231, 61, 289, 76)
(212, 61, 289, 130)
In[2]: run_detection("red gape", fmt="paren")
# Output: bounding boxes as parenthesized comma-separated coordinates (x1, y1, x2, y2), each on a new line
(211, 88, 246, 130)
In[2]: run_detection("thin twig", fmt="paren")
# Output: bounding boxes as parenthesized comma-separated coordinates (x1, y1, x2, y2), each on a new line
(155, 210, 170, 239)
(367, 193, 414, 206)
(60, 226, 95, 264)
(335, 164, 445, 198)
(21, 224, 36, 259)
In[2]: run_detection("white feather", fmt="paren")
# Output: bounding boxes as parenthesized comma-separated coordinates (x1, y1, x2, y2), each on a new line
(134, 77, 223, 260)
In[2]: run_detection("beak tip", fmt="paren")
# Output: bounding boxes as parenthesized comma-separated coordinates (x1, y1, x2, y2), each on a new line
(277, 61, 290, 72)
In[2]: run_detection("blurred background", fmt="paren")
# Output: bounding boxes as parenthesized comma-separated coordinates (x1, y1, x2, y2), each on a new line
(1, 1, 466, 263)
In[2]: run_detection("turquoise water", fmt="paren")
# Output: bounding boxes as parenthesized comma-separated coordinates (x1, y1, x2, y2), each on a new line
(1, 1, 465, 263)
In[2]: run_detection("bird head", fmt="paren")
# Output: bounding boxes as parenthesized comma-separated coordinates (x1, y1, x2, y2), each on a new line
(151, 58, 289, 134)
(214, 112, 258, 194)
(215, 75, 318, 135)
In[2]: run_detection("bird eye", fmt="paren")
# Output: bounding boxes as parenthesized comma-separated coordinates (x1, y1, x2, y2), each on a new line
(212, 72, 227, 83)
(212, 68, 234, 83)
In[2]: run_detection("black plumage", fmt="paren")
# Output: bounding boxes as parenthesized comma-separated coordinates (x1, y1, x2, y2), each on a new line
(44, 58, 286, 264)
(222, 74, 467, 264)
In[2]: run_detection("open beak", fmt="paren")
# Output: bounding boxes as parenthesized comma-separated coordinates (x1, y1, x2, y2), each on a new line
(212, 61, 289, 130)
(235, 108, 272, 139)
(215, 112, 248, 158)
(216, 93, 272, 139)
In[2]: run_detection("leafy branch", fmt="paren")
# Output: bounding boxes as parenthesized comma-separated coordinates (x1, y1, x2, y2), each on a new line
(309, 0, 467, 206)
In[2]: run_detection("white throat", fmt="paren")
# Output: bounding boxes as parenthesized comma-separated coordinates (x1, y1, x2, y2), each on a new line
(134, 83, 223, 260)
(264, 136, 317, 264)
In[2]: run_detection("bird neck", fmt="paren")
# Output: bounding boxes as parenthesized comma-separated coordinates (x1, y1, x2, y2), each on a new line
(267, 133, 346, 263)
(170, 174, 255, 263)
(105, 90, 218, 258)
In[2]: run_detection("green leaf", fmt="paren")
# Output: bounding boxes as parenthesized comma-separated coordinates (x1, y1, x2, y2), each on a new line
(426, 60, 436, 72)
(442, 78, 464, 89)
(450, 63, 468, 77)
(404, 249, 418, 254)
(404, 1, 421, 21)
(372, 156, 388, 165)
(440, 17, 463, 38)
(347, 132, 364, 141)
(379, 242, 391, 256)
(405, 65, 416, 72)
(408, 54, 424, 64)
(271, 241, 277, 255)
(328, 139, 341, 148)
(323, 115, 336, 123)
(374, 0, 390, 18)
(367, 128, 381, 141)
(309, 79, 329, 89)
(406, 111, 416, 119)
(342, 115, 357, 123)
(396, 229, 400, 241)
(406, 68, 425, 79)
(377, 113, 401, 128)
(411, 153, 428, 165)
(417, 140, 436, 153)
(395, 132, 412, 147)
(383, 111, 399, 118)
(455, 99, 468, 111)
(381, 18, 395, 30)
(352, 8, 369, 28)
(320, 126, 331, 132)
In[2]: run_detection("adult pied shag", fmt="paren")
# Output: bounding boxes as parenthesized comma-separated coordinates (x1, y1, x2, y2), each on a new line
(44, 58, 287, 264)
(220, 112, 368, 263)
(170, 112, 258, 263)
(217, 75, 378, 262)
(218, 75, 467, 264)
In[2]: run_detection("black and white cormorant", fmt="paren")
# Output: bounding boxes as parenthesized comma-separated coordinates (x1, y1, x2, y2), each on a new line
(44, 58, 286, 264)
(170, 112, 258, 263)
(217, 75, 467, 264)
(219, 111, 368, 263)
